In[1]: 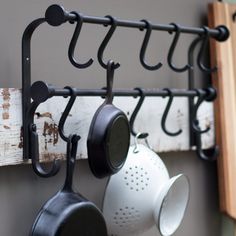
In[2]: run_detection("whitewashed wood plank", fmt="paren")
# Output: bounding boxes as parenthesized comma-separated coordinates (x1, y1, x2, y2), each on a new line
(0, 88, 214, 166)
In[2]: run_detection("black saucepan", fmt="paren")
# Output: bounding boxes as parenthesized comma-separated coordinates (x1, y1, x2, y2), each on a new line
(87, 60, 130, 178)
(30, 135, 107, 236)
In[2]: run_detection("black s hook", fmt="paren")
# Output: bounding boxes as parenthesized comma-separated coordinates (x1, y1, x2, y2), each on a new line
(167, 23, 192, 72)
(195, 132, 219, 162)
(97, 15, 120, 69)
(192, 89, 210, 134)
(139, 19, 162, 71)
(129, 88, 149, 139)
(68, 11, 93, 69)
(30, 124, 61, 178)
(193, 88, 218, 161)
(29, 102, 60, 178)
(197, 26, 217, 73)
(161, 88, 182, 136)
(58, 86, 81, 142)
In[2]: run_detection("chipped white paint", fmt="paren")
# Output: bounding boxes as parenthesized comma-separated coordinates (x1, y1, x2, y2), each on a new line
(0, 88, 214, 166)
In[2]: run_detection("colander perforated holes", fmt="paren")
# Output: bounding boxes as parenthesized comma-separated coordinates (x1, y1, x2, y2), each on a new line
(124, 166, 150, 191)
(112, 207, 141, 229)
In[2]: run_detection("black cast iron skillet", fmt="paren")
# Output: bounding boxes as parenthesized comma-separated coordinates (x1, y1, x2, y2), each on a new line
(30, 135, 108, 236)
(87, 60, 130, 178)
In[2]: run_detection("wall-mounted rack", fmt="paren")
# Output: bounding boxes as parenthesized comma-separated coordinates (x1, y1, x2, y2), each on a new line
(21, 4, 229, 177)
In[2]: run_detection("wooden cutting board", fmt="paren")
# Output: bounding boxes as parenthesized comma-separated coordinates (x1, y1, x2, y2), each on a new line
(208, 2, 236, 220)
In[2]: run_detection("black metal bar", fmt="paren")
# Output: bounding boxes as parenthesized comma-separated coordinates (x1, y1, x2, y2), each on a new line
(45, 5, 229, 42)
(30, 81, 210, 104)
(51, 88, 206, 97)
(82, 16, 221, 38)
(188, 37, 202, 147)
(22, 18, 45, 160)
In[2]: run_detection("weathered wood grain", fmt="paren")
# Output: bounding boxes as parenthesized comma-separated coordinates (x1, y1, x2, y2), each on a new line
(0, 88, 214, 166)
(208, 2, 236, 220)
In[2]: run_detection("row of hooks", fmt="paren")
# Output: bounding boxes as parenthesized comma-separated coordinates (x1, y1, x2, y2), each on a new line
(128, 87, 218, 162)
(69, 16, 217, 73)
(22, 4, 229, 175)
(65, 11, 220, 73)
(129, 87, 215, 138)
(27, 80, 217, 178)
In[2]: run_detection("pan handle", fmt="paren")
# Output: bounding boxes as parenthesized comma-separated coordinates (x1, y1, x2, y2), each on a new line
(104, 60, 115, 104)
(63, 135, 80, 191)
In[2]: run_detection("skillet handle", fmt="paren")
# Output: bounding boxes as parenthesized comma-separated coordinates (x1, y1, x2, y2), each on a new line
(105, 60, 115, 104)
(63, 135, 80, 191)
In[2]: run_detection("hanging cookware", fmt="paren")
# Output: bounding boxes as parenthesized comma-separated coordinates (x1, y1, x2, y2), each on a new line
(102, 135, 189, 236)
(87, 60, 130, 178)
(30, 135, 108, 236)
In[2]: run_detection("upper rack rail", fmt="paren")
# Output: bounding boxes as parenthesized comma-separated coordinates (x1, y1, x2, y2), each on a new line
(45, 4, 229, 41)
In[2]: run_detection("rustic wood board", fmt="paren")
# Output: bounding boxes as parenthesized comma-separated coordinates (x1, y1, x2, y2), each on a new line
(208, 2, 236, 220)
(0, 88, 214, 166)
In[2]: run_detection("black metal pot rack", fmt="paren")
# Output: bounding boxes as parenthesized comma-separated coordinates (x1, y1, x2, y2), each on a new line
(22, 4, 229, 177)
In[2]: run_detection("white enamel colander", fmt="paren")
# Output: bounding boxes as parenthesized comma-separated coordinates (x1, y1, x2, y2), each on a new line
(102, 142, 189, 236)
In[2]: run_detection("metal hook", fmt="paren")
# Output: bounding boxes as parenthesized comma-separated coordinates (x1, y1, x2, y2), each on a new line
(161, 88, 182, 136)
(129, 88, 149, 139)
(195, 131, 219, 161)
(97, 15, 120, 69)
(30, 124, 61, 177)
(167, 23, 192, 72)
(139, 19, 162, 71)
(197, 26, 217, 73)
(133, 133, 142, 153)
(28, 102, 60, 178)
(133, 132, 151, 153)
(192, 89, 210, 134)
(68, 11, 93, 69)
(58, 86, 81, 142)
